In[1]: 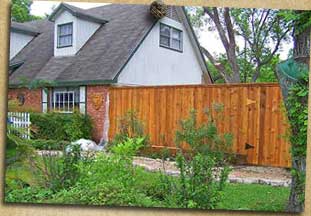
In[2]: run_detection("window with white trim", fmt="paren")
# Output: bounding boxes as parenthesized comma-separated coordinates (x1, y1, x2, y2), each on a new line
(51, 87, 79, 113)
(57, 22, 73, 48)
(159, 23, 183, 52)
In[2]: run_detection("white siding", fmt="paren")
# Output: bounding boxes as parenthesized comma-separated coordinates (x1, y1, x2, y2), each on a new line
(76, 19, 100, 52)
(54, 10, 100, 57)
(117, 17, 203, 86)
(10, 31, 33, 59)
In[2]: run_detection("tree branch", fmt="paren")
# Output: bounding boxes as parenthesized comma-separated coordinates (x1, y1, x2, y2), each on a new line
(200, 46, 231, 82)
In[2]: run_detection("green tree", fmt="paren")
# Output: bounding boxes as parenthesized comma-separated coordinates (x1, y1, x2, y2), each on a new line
(11, 0, 41, 22)
(207, 54, 280, 83)
(187, 7, 292, 83)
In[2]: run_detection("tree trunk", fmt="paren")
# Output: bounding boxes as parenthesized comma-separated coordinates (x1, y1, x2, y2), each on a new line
(202, 7, 241, 83)
(287, 156, 306, 213)
(286, 23, 310, 213)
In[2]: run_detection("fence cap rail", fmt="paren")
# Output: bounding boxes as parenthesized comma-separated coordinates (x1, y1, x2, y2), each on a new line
(110, 82, 281, 90)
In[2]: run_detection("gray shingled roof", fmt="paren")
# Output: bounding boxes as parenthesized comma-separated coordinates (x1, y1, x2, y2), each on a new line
(11, 21, 40, 36)
(9, 4, 211, 86)
(9, 4, 156, 86)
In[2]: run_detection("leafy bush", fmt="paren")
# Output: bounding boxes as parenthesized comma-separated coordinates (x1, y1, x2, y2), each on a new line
(175, 104, 233, 156)
(29, 139, 69, 150)
(51, 153, 161, 207)
(30, 112, 93, 141)
(5, 186, 54, 203)
(28, 144, 84, 192)
(111, 137, 145, 157)
(166, 105, 233, 209)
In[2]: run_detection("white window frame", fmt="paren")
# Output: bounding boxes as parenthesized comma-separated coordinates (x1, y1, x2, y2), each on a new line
(57, 22, 73, 48)
(53, 90, 75, 113)
(159, 23, 183, 52)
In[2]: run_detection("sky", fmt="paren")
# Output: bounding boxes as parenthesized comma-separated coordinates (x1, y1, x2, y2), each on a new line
(30, 1, 292, 60)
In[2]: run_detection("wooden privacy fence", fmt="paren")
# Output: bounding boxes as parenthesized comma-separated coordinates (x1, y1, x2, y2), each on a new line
(108, 83, 291, 167)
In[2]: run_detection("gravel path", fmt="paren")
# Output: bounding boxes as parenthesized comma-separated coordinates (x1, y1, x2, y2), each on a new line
(133, 156, 292, 187)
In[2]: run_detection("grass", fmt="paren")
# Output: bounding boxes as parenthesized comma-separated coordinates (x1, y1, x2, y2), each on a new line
(217, 183, 290, 212)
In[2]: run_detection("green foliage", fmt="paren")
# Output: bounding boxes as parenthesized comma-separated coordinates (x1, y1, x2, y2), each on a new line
(207, 54, 279, 83)
(286, 72, 309, 157)
(28, 139, 69, 150)
(6, 123, 35, 166)
(254, 56, 279, 83)
(28, 144, 83, 192)
(279, 10, 311, 35)
(187, 7, 290, 83)
(111, 137, 145, 158)
(109, 110, 149, 152)
(51, 153, 161, 207)
(167, 105, 233, 209)
(285, 69, 308, 205)
(11, 0, 41, 22)
(175, 104, 233, 156)
(5, 186, 54, 203)
(30, 112, 93, 142)
(166, 152, 230, 209)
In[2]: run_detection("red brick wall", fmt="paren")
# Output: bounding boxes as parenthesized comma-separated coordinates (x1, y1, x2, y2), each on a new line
(8, 88, 42, 112)
(86, 85, 110, 143)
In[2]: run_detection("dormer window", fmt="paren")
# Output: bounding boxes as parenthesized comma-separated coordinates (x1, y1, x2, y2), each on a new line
(57, 22, 73, 48)
(160, 23, 183, 52)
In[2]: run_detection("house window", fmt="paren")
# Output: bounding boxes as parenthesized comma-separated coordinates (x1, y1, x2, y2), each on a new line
(57, 23, 73, 48)
(160, 23, 183, 52)
(51, 87, 79, 113)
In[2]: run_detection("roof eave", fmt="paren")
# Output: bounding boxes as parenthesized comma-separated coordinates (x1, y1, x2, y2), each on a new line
(180, 6, 214, 83)
(11, 27, 40, 36)
(9, 79, 116, 88)
(48, 3, 108, 24)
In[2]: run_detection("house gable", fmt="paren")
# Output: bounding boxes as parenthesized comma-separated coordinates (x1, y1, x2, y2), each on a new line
(10, 31, 34, 60)
(117, 16, 204, 85)
(10, 22, 39, 60)
(53, 10, 101, 57)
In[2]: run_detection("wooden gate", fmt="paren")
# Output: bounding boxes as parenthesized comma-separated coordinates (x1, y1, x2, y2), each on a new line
(108, 83, 291, 167)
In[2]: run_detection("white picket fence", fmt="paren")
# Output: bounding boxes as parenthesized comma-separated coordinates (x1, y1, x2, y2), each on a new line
(7, 112, 31, 139)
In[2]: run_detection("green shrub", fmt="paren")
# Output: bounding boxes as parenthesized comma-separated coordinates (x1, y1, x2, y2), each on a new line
(5, 186, 54, 203)
(29, 139, 69, 150)
(109, 110, 149, 153)
(111, 137, 145, 158)
(30, 112, 93, 141)
(51, 153, 161, 207)
(28, 144, 85, 192)
(167, 105, 233, 209)
(175, 104, 233, 156)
